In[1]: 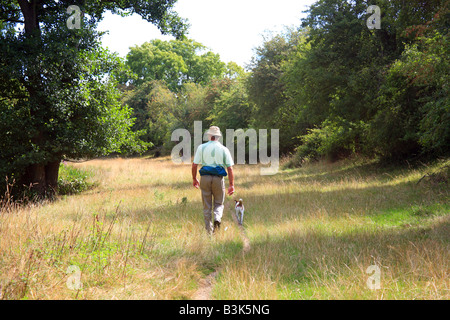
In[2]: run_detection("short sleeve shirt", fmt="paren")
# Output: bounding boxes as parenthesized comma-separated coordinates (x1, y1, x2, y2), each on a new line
(193, 141, 234, 168)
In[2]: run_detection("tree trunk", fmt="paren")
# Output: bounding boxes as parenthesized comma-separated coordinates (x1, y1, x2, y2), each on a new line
(18, 0, 39, 35)
(45, 160, 60, 195)
(23, 159, 61, 198)
(26, 163, 46, 196)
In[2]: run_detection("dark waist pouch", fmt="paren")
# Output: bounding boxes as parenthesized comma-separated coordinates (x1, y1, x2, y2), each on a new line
(199, 166, 227, 177)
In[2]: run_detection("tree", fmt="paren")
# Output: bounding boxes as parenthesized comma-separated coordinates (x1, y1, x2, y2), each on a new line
(121, 80, 176, 148)
(125, 38, 226, 91)
(210, 76, 253, 133)
(122, 39, 243, 153)
(0, 0, 187, 197)
(246, 29, 305, 154)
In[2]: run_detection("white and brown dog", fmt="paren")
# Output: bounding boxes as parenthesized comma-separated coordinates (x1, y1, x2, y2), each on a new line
(234, 198, 245, 225)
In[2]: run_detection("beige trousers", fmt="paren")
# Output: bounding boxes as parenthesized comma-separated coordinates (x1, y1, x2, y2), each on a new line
(200, 175, 225, 233)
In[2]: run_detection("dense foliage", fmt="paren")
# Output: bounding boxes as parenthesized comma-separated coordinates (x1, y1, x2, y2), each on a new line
(253, 0, 449, 163)
(121, 0, 448, 165)
(1, 0, 448, 199)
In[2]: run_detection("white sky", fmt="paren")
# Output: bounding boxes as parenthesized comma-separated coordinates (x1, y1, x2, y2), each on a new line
(97, 0, 316, 68)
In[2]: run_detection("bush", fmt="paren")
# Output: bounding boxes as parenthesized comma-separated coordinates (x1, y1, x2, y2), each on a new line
(292, 118, 366, 164)
(58, 162, 95, 195)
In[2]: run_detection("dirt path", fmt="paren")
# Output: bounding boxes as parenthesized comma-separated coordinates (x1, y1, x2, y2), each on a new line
(192, 201, 250, 300)
(192, 270, 218, 300)
(233, 214, 251, 254)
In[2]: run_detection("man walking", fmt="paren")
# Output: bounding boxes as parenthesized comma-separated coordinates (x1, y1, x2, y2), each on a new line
(192, 126, 235, 234)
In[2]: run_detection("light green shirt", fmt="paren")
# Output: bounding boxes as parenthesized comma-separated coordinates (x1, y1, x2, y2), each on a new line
(193, 141, 234, 168)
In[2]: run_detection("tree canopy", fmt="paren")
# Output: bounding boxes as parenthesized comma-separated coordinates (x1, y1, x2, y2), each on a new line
(125, 38, 227, 91)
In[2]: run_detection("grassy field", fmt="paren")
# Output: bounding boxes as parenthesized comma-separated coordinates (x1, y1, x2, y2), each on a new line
(0, 156, 449, 300)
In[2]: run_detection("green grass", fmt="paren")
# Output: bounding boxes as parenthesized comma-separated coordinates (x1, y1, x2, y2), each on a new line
(368, 203, 450, 227)
(58, 161, 97, 195)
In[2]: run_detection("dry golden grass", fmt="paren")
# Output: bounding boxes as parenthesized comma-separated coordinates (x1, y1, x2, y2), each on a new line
(1, 156, 449, 299)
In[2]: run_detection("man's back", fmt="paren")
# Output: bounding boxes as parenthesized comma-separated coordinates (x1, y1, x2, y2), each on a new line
(193, 140, 234, 169)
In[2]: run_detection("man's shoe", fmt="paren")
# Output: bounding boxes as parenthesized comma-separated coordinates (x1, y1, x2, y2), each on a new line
(213, 220, 221, 233)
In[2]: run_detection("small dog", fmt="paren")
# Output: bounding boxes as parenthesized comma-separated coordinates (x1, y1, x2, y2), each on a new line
(234, 198, 245, 225)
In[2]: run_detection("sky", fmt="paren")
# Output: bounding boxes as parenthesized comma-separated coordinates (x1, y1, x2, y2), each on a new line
(97, 0, 317, 68)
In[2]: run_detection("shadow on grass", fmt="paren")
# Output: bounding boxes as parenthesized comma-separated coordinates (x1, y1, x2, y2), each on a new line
(218, 215, 450, 299)
(238, 160, 425, 190)
(235, 179, 448, 227)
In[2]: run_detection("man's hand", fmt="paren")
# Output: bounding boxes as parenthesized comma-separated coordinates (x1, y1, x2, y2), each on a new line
(192, 163, 199, 189)
(226, 166, 235, 195)
(193, 178, 200, 189)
